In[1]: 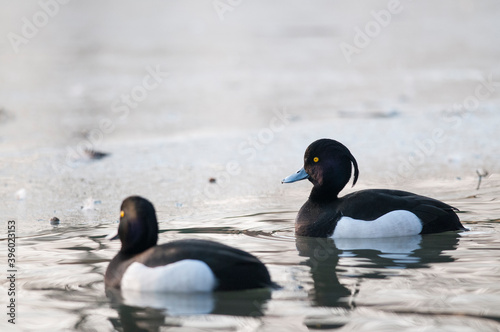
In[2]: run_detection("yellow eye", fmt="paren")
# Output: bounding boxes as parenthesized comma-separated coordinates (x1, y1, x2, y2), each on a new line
(313, 157, 319, 163)
(120, 211, 124, 218)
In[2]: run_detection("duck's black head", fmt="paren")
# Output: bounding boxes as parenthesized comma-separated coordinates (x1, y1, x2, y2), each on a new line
(118, 196, 158, 255)
(283, 139, 359, 200)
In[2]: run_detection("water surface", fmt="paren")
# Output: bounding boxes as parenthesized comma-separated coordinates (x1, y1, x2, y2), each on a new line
(1, 1, 500, 331)
(3, 183, 499, 331)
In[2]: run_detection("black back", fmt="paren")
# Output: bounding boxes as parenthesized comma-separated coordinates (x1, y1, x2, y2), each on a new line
(140, 239, 273, 291)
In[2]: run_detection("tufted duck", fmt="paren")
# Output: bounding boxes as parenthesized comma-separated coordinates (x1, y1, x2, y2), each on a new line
(105, 196, 275, 292)
(282, 139, 466, 238)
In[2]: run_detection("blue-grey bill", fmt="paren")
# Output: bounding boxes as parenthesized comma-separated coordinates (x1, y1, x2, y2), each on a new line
(282, 167, 309, 183)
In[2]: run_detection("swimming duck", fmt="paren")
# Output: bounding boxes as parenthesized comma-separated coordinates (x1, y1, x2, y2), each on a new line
(105, 196, 274, 292)
(282, 139, 466, 238)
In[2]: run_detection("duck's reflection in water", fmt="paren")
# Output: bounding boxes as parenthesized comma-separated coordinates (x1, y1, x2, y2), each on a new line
(106, 287, 271, 332)
(296, 232, 460, 307)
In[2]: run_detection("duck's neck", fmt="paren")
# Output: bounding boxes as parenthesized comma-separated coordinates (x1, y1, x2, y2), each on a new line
(309, 185, 341, 204)
(105, 252, 135, 288)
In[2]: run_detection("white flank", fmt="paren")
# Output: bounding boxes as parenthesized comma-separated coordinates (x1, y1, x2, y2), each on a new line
(332, 210, 423, 238)
(121, 259, 217, 292)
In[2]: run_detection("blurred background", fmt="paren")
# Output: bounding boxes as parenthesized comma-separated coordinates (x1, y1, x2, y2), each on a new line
(1, 0, 499, 231)
(2, 2, 500, 331)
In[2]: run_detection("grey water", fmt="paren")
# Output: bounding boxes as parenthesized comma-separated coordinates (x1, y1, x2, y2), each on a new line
(3, 190, 500, 331)
(1, 1, 500, 331)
